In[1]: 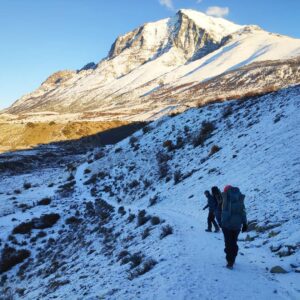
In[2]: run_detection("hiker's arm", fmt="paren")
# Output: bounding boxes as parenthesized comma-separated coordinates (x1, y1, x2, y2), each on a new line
(203, 204, 208, 210)
(222, 192, 228, 211)
(241, 195, 247, 225)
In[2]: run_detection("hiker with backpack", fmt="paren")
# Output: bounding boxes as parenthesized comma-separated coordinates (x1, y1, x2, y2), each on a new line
(203, 190, 220, 232)
(211, 186, 223, 228)
(221, 185, 248, 269)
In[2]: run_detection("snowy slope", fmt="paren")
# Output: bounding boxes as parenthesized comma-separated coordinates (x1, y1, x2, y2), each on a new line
(5, 9, 300, 119)
(1, 85, 300, 299)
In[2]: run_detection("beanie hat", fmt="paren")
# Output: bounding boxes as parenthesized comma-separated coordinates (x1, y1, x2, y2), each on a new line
(224, 185, 232, 193)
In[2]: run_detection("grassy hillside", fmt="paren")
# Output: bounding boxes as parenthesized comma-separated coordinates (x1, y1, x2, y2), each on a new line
(0, 120, 130, 153)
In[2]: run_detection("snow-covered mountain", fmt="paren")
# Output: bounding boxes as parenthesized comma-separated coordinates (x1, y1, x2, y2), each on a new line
(1, 85, 300, 299)
(5, 9, 300, 119)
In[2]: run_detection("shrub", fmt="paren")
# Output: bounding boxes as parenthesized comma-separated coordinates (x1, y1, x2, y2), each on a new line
(17, 203, 32, 212)
(67, 174, 75, 181)
(156, 151, 171, 164)
(128, 259, 157, 280)
(118, 206, 126, 216)
(49, 121, 56, 126)
(115, 147, 122, 153)
(65, 216, 82, 225)
(85, 201, 95, 217)
(36, 231, 47, 239)
(222, 106, 233, 118)
(143, 179, 151, 189)
(13, 222, 34, 234)
(158, 163, 169, 179)
(58, 180, 76, 197)
(129, 180, 139, 189)
(94, 151, 104, 160)
(129, 253, 143, 269)
(149, 195, 158, 207)
(150, 216, 161, 226)
(23, 182, 32, 190)
(184, 125, 190, 134)
(84, 168, 91, 174)
(139, 258, 157, 274)
(94, 199, 114, 221)
(37, 197, 52, 206)
(30, 230, 47, 243)
(14, 189, 21, 195)
(137, 210, 150, 227)
(128, 164, 136, 172)
(117, 250, 130, 262)
(84, 174, 98, 185)
(193, 121, 215, 147)
(173, 170, 182, 185)
(209, 145, 221, 156)
(142, 125, 152, 134)
(142, 228, 151, 239)
(62, 127, 71, 136)
(127, 213, 135, 223)
(160, 225, 173, 239)
(176, 136, 184, 149)
(163, 140, 174, 151)
(33, 213, 60, 229)
(13, 213, 60, 234)
(273, 114, 282, 123)
(26, 122, 35, 128)
(0, 245, 31, 273)
(129, 136, 138, 147)
(47, 279, 70, 292)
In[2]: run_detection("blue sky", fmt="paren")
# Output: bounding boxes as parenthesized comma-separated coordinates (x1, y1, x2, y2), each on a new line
(1, 0, 300, 110)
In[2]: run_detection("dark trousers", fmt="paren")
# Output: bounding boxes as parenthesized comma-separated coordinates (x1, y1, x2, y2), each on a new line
(222, 228, 240, 264)
(207, 211, 219, 230)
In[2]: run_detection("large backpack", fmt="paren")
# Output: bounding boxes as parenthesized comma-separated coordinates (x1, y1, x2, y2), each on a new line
(228, 187, 245, 214)
(222, 187, 246, 230)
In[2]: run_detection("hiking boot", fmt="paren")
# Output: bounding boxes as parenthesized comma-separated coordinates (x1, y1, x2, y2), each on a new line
(214, 228, 220, 233)
(205, 229, 212, 232)
(226, 261, 234, 269)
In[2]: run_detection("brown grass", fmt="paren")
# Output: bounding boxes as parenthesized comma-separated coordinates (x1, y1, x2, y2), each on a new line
(0, 120, 129, 153)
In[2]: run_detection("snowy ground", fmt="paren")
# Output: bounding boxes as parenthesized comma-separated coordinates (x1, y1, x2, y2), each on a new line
(0, 86, 300, 299)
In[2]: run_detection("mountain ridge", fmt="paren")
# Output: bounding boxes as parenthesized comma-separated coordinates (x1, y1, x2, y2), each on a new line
(7, 9, 300, 117)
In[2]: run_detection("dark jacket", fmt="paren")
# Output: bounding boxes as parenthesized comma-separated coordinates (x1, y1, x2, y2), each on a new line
(215, 203, 222, 227)
(213, 191, 223, 227)
(203, 193, 217, 212)
(221, 187, 247, 230)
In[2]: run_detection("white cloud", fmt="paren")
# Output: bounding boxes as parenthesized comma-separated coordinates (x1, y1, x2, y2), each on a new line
(159, 0, 174, 11)
(206, 6, 229, 18)
(196, 0, 203, 3)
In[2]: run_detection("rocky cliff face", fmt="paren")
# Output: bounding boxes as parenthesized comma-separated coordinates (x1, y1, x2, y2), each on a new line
(172, 11, 220, 61)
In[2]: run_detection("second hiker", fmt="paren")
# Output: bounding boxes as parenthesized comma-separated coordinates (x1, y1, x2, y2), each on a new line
(203, 190, 220, 232)
(211, 186, 223, 228)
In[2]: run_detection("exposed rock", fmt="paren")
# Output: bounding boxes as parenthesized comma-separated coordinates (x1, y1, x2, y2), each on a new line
(42, 70, 75, 87)
(270, 266, 288, 274)
(79, 62, 97, 72)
